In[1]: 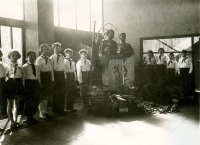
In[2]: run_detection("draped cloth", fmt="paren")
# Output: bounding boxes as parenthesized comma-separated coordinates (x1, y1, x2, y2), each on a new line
(102, 55, 124, 89)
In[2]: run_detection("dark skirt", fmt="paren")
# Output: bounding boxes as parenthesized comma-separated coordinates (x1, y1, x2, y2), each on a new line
(40, 72, 52, 97)
(145, 65, 156, 82)
(167, 68, 175, 86)
(5, 78, 24, 99)
(0, 78, 6, 113)
(156, 65, 167, 77)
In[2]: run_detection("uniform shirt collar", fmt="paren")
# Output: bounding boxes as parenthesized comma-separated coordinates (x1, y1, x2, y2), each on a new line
(27, 61, 35, 64)
(54, 53, 61, 56)
(65, 57, 72, 61)
(10, 61, 18, 65)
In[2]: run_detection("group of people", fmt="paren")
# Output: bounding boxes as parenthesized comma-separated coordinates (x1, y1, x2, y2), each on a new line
(0, 42, 92, 130)
(144, 48, 193, 99)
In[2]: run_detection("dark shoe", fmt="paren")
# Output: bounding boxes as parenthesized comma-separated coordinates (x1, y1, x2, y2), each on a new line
(43, 113, 52, 118)
(64, 110, 73, 113)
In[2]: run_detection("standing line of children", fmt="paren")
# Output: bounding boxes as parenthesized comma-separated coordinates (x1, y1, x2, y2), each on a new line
(144, 48, 193, 100)
(0, 42, 92, 130)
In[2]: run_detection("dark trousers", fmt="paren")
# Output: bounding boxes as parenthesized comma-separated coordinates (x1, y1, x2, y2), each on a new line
(145, 65, 156, 83)
(180, 68, 190, 97)
(167, 68, 175, 86)
(24, 80, 40, 119)
(0, 78, 6, 114)
(52, 71, 65, 114)
(66, 73, 77, 110)
(156, 65, 167, 84)
(80, 72, 90, 106)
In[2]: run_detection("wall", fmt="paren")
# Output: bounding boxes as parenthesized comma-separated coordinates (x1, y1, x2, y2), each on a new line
(104, 0, 200, 62)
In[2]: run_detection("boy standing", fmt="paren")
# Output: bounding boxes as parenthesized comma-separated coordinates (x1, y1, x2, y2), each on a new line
(178, 50, 193, 99)
(64, 48, 77, 112)
(23, 51, 40, 123)
(167, 53, 177, 86)
(76, 49, 92, 108)
(50, 42, 66, 115)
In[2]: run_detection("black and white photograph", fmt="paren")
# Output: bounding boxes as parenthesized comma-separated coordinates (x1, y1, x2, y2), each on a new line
(0, 0, 199, 145)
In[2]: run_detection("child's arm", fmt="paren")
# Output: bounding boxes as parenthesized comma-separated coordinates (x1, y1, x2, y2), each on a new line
(188, 59, 193, 74)
(177, 59, 180, 74)
(22, 65, 26, 86)
(50, 59, 54, 82)
(76, 61, 82, 83)
(36, 57, 41, 84)
(174, 61, 178, 74)
(164, 56, 167, 67)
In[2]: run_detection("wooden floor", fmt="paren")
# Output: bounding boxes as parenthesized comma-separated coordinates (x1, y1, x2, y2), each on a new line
(0, 102, 199, 145)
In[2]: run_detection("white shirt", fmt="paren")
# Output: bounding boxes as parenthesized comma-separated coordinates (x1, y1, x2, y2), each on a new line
(36, 55, 54, 82)
(50, 53, 65, 71)
(22, 62, 39, 80)
(155, 54, 167, 65)
(167, 59, 178, 73)
(5, 62, 23, 79)
(76, 58, 91, 83)
(0, 62, 6, 78)
(64, 58, 76, 73)
(145, 56, 156, 66)
(177, 57, 193, 74)
(64, 58, 76, 80)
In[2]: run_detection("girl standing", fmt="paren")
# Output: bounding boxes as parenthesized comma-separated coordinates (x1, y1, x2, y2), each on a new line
(5, 49, 24, 129)
(156, 48, 167, 84)
(36, 44, 54, 119)
(144, 50, 156, 83)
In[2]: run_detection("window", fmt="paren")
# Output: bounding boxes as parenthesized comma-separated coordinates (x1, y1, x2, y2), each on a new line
(0, 0, 24, 20)
(0, 26, 23, 64)
(54, 0, 102, 32)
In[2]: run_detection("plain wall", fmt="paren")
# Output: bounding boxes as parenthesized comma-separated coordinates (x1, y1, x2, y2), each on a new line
(104, 0, 200, 62)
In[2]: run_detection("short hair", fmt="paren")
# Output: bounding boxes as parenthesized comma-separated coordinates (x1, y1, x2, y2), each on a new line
(8, 49, 21, 59)
(0, 49, 3, 57)
(26, 50, 36, 57)
(119, 33, 126, 37)
(78, 49, 88, 55)
(52, 42, 61, 49)
(147, 50, 154, 56)
(64, 48, 73, 54)
(105, 29, 114, 36)
(182, 50, 187, 53)
(39, 44, 50, 53)
(158, 48, 165, 53)
(169, 52, 174, 57)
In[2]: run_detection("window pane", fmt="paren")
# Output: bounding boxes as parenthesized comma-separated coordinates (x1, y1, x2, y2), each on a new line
(12, 27, 23, 64)
(91, 0, 102, 32)
(54, 0, 59, 26)
(1, 26, 12, 63)
(0, 0, 24, 20)
(57, 0, 76, 29)
(77, 0, 90, 31)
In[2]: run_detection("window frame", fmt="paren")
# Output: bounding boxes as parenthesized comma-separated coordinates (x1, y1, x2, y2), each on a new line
(54, 0, 103, 32)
